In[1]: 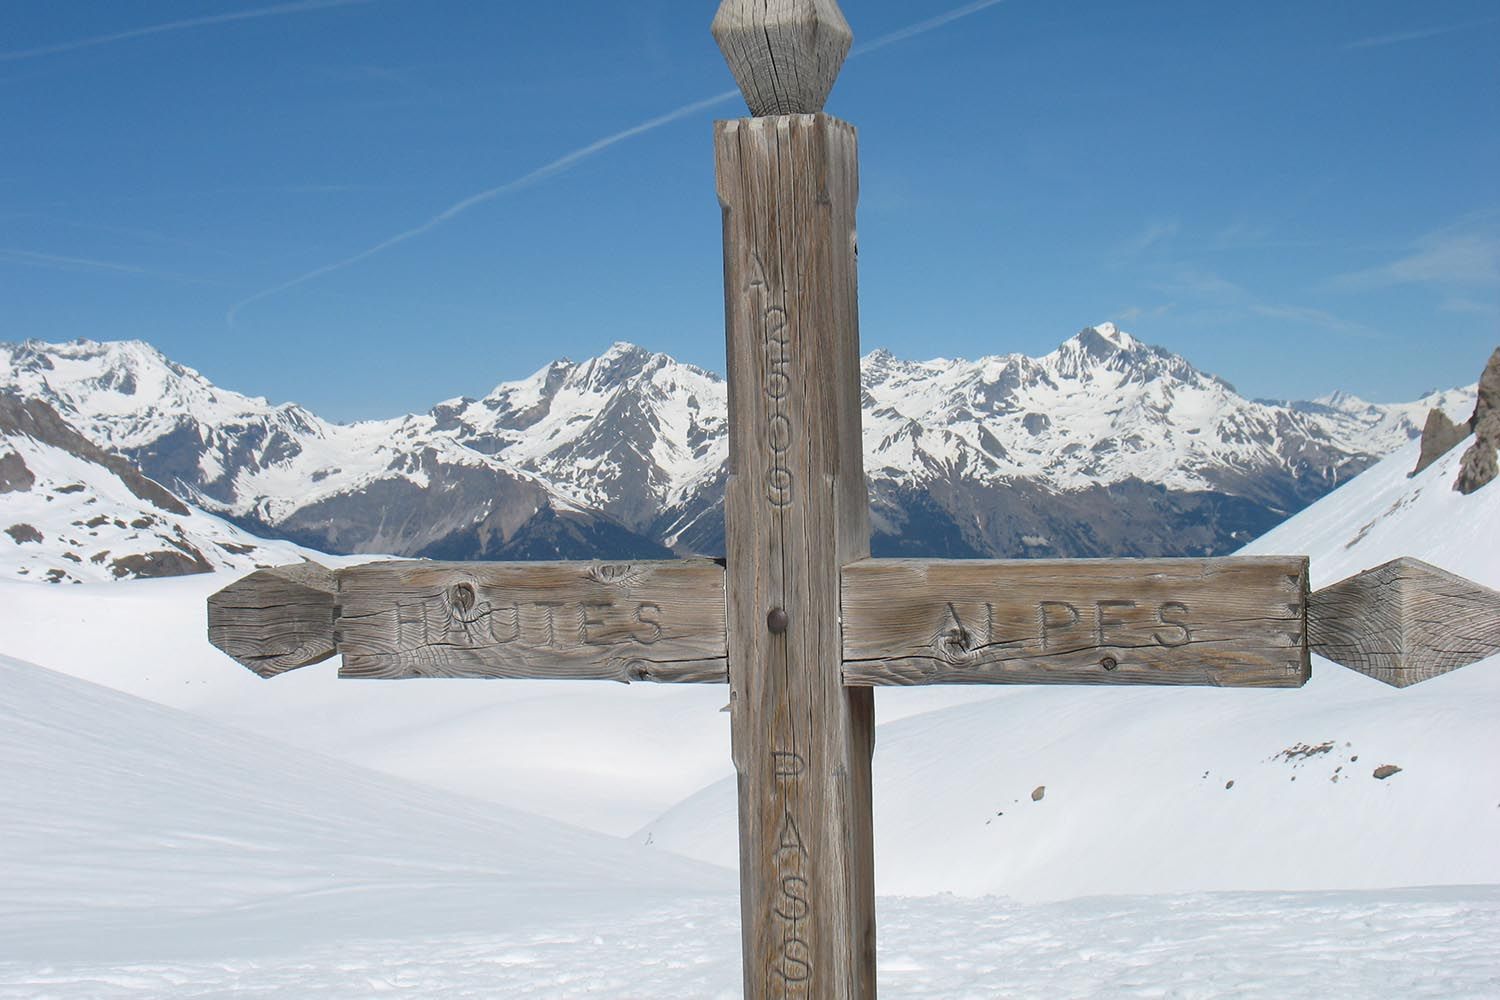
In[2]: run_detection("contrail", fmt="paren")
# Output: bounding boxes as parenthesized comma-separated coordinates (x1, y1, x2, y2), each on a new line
(228, 0, 1009, 324)
(850, 0, 1008, 57)
(227, 88, 742, 324)
(0, 0, 376, 63)
(1342, 16, 1499, 51)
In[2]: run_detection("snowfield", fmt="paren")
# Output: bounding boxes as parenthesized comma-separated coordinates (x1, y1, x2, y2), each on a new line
(5, 885, 1497, 998)
(1, 435, 1497, 994)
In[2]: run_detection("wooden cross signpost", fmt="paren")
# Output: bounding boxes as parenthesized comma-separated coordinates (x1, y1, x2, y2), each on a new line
(207, 3, 1500, 996)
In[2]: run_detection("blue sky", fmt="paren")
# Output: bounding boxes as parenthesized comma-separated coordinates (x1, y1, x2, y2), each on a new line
(2, 0, 1496, 422)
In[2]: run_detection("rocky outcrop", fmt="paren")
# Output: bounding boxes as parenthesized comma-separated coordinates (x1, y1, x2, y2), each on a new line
(1454, 348, 1500, 495)
(0, 451, 34, 493)
(1411, 408, 1470, 476)
(5, 523, 42, 544)
(108, 547, 213, 580)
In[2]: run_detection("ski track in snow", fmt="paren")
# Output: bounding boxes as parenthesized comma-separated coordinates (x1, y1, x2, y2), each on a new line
(3, 889, 1498, 998)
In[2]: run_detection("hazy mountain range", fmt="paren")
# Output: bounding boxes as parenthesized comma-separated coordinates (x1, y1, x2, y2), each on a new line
(0, 324, 1476, 579)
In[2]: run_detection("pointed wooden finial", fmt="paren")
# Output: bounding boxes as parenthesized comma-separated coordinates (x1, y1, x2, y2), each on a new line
(712, 0, 852, 117)
(207, 561, 338, 678)
(1309, 557, 1500, 687)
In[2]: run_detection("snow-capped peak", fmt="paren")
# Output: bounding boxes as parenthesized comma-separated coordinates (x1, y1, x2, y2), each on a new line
(1089, 321, 1138, 349)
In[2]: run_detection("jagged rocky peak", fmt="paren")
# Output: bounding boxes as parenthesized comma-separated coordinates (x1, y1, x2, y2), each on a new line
(1051, 325, 1128, 376)
(1058, 322, 1143, 362)
(1046, 323, 1206, 385)
(861, 347, 902, 379)
(1078, 321, 1140, 352)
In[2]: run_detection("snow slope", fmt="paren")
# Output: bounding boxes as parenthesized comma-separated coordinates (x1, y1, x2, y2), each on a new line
(0, 573, 733, 836)
(2, 647, 1495, 997)
(1239, 432, 1499, 587)
(639, 439, 1500, 899)
(0, 574, 978, 836)
(0, 652, 730, 965)
(2, 424, 1498, 996)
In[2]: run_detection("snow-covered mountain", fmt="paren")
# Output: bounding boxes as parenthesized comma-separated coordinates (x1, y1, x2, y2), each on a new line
(858, 324, 1472, 557)
(0, 328, 1477, 566)
(0, 392, 312, 582)
(0, 339, 673, 565)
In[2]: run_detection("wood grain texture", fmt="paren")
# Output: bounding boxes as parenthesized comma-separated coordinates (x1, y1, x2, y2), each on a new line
(336, 560, 727, 683)
(207, 561, 338, 678)
(842, 557, 1310, 688)
(1310, 556, 1500, 687)
(712, 0, 852, 117)
(719, 112, 874, 1000)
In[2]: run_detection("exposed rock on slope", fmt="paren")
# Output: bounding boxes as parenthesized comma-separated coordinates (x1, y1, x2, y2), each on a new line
(1455, 347, 1500, 495)
(1412, 407, 1470, 476)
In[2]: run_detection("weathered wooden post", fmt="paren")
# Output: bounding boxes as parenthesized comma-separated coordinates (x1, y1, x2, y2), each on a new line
(203, 3, 1500, 996)
(712, 1, 873, 994)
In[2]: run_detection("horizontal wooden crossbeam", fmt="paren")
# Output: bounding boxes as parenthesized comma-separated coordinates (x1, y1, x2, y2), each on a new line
(840, 557, 1310, 688)
(209, 559, 729, 683)
(209, 555, 1499, 692)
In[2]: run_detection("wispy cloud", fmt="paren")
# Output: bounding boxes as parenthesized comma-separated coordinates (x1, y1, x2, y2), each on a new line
(1342, 16, 1499, 51)
(0, 0, 375, 64)
(1110, 220, 1180, 264)
(0, 247, 216, 283)
(1250, 303, 1371, 337)
(1440, 297, 1500, 319)
(1157, 267, 1250, 303)
(1115, 303, 1176, 324)
(228, 0, 1010, 324)
(1151, 265, 1376, 339)
(1334, 232, 1500, 290)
